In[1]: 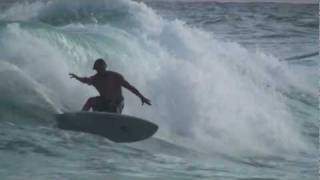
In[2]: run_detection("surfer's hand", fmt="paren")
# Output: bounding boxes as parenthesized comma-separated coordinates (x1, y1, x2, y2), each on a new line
(141, 97, 151, 106)
(69, 73, 78, 79)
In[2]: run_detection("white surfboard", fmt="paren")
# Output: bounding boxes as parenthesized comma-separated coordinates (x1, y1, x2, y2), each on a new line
(56, 112, 158, 143)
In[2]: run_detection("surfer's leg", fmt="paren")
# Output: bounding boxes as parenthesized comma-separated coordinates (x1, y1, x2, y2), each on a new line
(115, 99, 124, 114)
(86, 97, 124, 113)
(92, 97, 109, 112)
(107, 97, 124, 114)
(82, 97, 98, 111)
(97, 98, 124, 113)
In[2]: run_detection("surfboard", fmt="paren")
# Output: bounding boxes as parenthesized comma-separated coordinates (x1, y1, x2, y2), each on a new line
(56, 112, 158, 143)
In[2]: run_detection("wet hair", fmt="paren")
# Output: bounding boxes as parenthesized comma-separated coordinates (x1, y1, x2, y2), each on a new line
(93, 58, 107, 70)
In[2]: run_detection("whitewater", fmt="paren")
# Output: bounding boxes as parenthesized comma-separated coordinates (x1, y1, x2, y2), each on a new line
(0, 0, 318, 179)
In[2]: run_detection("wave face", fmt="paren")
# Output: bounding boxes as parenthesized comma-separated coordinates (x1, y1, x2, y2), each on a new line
(0, 0, 318, 179)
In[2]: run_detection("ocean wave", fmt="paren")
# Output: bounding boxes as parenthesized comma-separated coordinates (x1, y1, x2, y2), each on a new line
(0, 0, 316, 158)
(0, 0, 142, 26)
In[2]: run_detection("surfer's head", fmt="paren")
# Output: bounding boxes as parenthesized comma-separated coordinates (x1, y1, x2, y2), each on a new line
(93, 58, 107, 71)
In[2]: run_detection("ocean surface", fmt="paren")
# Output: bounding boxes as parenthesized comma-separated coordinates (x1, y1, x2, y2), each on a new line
(0, 0, 318, 179)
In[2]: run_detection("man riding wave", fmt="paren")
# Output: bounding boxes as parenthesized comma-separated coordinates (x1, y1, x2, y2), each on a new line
(69, 58, 151, 113)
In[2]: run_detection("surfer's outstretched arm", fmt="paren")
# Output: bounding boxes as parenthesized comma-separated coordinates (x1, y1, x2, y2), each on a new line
(69, 73, 92, 85)
(121, 78, 151, 106)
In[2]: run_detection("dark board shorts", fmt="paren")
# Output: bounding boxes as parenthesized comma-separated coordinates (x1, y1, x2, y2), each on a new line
(92, 96, 124, 113)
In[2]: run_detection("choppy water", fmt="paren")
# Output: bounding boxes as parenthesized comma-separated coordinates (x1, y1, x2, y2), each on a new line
(0, 0, 318, 179)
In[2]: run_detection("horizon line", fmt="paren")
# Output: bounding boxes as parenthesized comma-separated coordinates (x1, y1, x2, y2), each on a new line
(140, 0, 318, 4)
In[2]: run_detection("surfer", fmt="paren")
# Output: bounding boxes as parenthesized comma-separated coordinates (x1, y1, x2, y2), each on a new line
(69, 58, 151, 113)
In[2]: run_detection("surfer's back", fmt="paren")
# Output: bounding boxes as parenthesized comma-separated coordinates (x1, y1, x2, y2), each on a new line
(91, 71, 124, 100)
